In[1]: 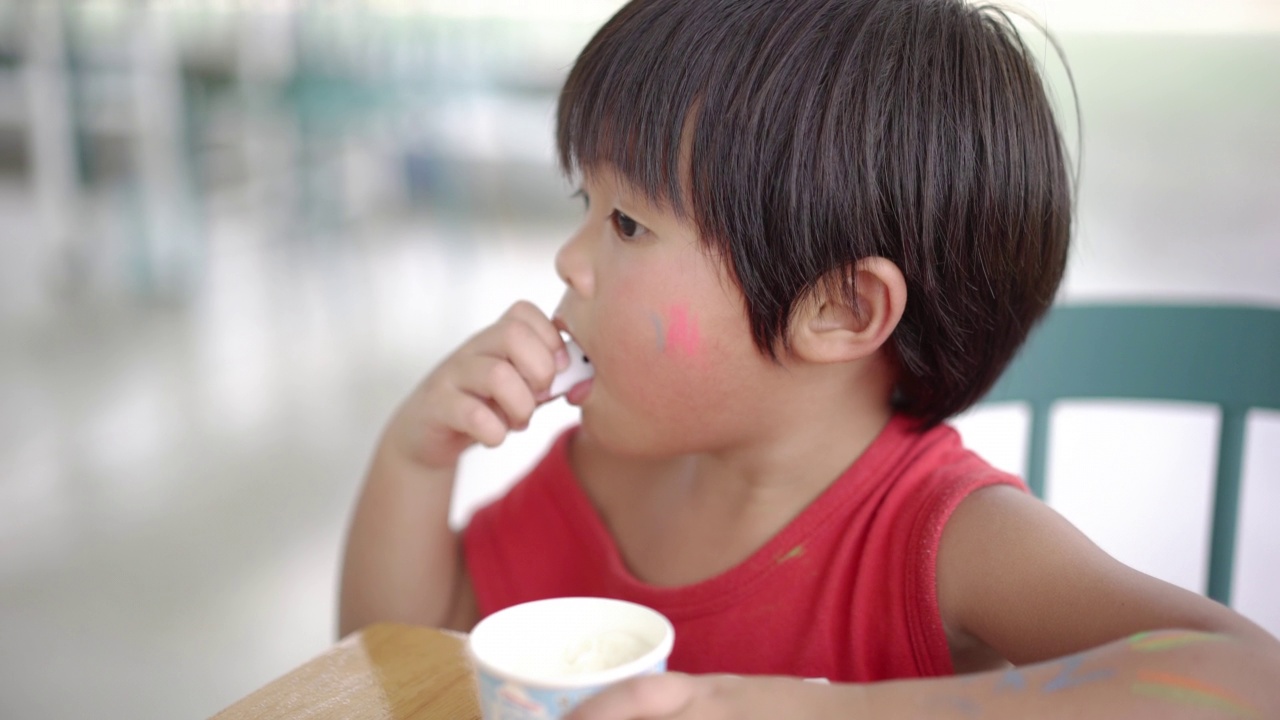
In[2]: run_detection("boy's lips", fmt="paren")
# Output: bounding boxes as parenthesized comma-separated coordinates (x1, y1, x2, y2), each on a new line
(551, 315, 575, 340)
(565, 378, 593, 406)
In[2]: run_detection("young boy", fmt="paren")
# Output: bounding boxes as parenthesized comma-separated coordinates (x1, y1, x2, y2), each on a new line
(340, 0, 1280, 717)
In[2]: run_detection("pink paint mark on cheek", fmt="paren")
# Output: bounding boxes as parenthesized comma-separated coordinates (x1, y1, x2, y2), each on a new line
(665, 305, 701, 357)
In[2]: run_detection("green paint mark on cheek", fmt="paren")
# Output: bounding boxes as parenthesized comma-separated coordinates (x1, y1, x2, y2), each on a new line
(650, 313, 665, 352)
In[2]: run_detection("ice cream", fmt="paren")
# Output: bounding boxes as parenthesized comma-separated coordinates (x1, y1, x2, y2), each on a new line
(553, 630, 651, 676)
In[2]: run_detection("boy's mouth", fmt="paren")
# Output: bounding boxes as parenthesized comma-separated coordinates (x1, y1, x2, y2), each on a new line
(564, 377, 593, 406)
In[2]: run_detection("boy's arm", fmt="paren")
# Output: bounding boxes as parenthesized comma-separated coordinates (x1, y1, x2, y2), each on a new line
(337, 301, 566, 638)
(851, 483, 1280, 717)
(337, 441, 475, 637)
(569, 484, 1280, 719)
(935, 485, 1280, 668)
(570, 629, 1280, 719)
(871, 485, 1280, 716)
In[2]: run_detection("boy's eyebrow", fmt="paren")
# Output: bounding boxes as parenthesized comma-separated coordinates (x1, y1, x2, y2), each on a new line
(570, 189, 588, 208)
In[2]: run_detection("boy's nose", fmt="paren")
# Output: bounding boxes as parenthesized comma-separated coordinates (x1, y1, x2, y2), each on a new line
(554, 228, 595, 298)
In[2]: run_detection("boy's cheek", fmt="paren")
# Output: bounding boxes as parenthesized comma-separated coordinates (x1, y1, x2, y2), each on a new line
(598, 326, 737, 417)
(600, 303, 718, 377)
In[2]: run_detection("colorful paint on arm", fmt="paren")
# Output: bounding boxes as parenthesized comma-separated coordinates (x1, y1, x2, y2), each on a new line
(985, 653, 1114, 700)
(1132, 671, 1259, 718)
(1129, 630, 1228, 653)
(1042, 655, 1115, 692)
(950, 631, 1261, 718)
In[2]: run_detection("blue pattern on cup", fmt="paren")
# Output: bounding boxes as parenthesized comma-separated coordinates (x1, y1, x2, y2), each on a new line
(475, 659, 667, 720)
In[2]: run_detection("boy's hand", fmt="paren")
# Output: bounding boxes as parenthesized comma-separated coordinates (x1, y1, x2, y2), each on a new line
(566, 674, 847, 720)
(388, 301, 567, 470)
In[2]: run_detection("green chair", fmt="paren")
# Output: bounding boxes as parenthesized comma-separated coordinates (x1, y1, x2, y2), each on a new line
(982, 304, 1280, 605)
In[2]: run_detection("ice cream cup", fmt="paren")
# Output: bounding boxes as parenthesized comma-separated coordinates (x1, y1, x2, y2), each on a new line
(467, 597, 675, 720)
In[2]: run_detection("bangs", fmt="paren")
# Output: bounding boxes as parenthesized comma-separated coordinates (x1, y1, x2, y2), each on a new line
(556, 0, 812, 225)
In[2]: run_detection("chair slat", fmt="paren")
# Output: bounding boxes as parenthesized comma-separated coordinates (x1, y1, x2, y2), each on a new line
(981, 304, 1280, 606)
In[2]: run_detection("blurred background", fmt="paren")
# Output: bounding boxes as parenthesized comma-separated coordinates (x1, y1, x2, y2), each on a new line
(0, 1, 1276, 717)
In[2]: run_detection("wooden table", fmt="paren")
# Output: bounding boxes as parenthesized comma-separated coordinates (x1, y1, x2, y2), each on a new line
(212, 624, 482, 719)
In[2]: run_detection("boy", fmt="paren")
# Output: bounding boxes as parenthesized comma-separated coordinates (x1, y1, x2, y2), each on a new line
(340, 0, 1280, 717)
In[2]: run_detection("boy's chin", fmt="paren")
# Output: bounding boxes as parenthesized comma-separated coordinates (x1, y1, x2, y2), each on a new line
(580, 411, 706, 460)
(580, 412, 653, 457)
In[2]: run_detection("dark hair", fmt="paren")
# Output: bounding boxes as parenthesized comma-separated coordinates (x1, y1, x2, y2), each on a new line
(556, 0, 1075, 427)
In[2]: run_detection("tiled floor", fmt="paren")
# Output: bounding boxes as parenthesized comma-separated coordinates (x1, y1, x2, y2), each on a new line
(1, 32, 1278, 720)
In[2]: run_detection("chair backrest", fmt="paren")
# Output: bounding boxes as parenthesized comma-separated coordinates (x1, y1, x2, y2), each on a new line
(982, 303, 1280, 606)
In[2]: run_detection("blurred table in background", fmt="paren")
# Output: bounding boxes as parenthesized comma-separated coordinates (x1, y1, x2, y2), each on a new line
(212, 624, 480, 720)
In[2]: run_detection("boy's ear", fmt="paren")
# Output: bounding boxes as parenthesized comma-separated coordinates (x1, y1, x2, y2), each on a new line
(790, 257, 907, 364)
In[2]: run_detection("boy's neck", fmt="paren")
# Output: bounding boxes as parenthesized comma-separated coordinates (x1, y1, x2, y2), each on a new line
(572, 356, 897, 587)
(673, 366, 893, 513)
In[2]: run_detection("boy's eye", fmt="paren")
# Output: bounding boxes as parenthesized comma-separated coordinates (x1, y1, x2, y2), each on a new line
(610, 210, 647, 240)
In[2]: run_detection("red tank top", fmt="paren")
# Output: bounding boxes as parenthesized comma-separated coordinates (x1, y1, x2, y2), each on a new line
(462, 415, 1024, 680)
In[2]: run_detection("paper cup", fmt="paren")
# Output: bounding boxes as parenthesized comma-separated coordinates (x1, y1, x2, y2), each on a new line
(467, 597, 675, 720)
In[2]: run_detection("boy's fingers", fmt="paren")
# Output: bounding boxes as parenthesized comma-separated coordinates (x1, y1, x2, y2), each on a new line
(450, 394, 507, 448)
(567, 673, 696, 720)
(455, 357, 537, 431)
(502, 301, 564, 352)
(489, 318, 559, 394)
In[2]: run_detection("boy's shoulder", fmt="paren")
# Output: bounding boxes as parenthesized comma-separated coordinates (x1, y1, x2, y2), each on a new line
(851, 416, 1025, 498)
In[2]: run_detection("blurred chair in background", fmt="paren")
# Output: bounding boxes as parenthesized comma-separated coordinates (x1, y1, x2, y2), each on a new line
(1, 1, 581, 315)
(9, 0, 202, 299)
(982, 304, 1280, 606)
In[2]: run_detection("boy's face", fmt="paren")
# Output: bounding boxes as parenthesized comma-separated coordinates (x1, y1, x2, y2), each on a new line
(553, 166, 784, 456)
